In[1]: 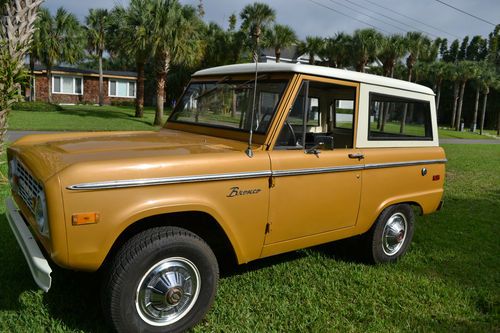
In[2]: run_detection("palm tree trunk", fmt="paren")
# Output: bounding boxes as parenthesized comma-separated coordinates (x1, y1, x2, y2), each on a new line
(98, 53, 104, 106)
(154, 52, 170, 126)
(479, 91, 488, 135)
(275, 47, 280, 63)
(47, 67, 52, 104)
(450, 82, 459, 128)
(435, 80, 442, 117)
(29, 55, 35, 101)
(455, 81, 466, 131)
(231, 93, 236, 118)
(471, 87, 480, 132)
(135, 60, 145, 118)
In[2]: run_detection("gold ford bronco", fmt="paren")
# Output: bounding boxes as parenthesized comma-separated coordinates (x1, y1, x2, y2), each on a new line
(6, 63, 445, 333)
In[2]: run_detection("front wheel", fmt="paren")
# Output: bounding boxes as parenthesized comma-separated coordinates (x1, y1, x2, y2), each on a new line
(102, 226, 219, 333)
(367, 204, 415, 264)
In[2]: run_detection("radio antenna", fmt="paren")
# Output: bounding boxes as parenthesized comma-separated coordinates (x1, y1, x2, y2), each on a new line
(245, 30, 260, 158)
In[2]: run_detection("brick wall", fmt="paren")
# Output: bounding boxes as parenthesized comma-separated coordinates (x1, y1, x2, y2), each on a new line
(34, 74, 135, 105)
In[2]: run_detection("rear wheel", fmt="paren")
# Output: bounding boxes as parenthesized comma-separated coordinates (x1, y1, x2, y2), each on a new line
(367, 204, 415, 264)
(102, 226, 219, 333)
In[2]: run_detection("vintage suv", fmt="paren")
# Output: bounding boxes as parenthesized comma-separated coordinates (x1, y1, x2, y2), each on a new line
(6, 63, 445, 333)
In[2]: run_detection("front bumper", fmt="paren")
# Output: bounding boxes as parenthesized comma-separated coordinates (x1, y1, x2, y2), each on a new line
(5, 197, 52, 292)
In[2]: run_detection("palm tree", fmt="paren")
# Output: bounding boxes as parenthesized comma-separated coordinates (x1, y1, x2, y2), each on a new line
(321, 33, 352, 68)
(85, 8, 108, 106)
(477, 64, 496, 134)
(298, 36, 324, 65)
(379, 34, 407, 77)
(405, 32, 431, 81)
(445, 62, 460, 128)
(240, 2, 276, 62)
(454, 61, 478, 131)
(33, 7, 84, 103)
(350, 28, 383, 72)
(428, 61, 448, 117)
(151, 1, 204, 126)
(109, 0, 154, 118)
(263, 24, 297, 63)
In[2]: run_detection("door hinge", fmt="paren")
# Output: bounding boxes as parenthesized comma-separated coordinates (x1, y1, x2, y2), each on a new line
(265, 222, 272, 234)
(268, 176, 275, 188)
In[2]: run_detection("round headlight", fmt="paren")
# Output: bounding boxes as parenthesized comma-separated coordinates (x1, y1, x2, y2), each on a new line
(35, 191, 49, 236)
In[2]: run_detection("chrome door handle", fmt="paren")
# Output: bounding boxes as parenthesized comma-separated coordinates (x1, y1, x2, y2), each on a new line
(348, 153, 364, 160)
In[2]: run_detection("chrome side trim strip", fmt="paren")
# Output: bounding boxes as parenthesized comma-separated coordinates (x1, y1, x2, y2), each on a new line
(272, 165, 364, 177)
(67, 171, 272, 190)
(364, 159, 448, 170)
(67, 159, 447, 190)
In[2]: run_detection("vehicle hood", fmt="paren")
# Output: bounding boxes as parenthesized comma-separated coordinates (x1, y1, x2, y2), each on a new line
(9, 129, 252, 182)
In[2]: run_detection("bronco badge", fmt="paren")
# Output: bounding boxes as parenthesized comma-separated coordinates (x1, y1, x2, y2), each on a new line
(226, 186, 261, 198)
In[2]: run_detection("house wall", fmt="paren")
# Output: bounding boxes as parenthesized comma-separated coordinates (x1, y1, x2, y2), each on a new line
(34, 74, 135, 105)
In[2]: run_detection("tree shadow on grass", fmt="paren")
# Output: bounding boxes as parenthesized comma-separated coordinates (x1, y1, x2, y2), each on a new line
(59, 109, 155, 127)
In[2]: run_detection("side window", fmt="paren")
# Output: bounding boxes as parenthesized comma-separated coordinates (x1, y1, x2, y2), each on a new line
(333, 99, 354, 129)
(276, 80, 356, 149)
(369, 93, 432, 140)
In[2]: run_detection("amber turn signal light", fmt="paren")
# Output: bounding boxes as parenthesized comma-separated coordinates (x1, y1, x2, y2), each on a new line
(72, 212, 100, 225)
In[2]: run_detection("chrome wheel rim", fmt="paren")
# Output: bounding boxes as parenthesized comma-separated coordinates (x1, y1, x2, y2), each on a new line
(135, 257, 201, 326)
(382, 212, 407, 256)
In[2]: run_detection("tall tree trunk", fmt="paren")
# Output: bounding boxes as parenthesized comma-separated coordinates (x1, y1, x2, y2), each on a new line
(135, 60, 145, 118)
(471, 87, 480, 132)
(29, 55, 35, 101)
(455, 81, 466, 131)
(479, 90, 488, 135)
(231, 93, 236, 118)
(450, 82, 459, 128)
(98, 53, 104, 106)
(275, 47, 280, 63)
(309, 54, 314, 65)
(400, 68, 414, 133)
(47, 67, 52, 104)
(154, 52, 170, 126)
(435, 80, 442, 118)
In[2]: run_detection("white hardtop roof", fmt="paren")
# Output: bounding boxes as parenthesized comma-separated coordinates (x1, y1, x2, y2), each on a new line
(193, 63, 435, 95)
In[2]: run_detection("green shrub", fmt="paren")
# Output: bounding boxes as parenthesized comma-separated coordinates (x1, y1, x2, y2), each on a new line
(12, 101, 63, 112)
(110, 100, 135, 107)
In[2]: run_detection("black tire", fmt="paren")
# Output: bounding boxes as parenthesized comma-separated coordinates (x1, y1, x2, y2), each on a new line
(367, 204, 415, 264)
(102, 226, 219, 333)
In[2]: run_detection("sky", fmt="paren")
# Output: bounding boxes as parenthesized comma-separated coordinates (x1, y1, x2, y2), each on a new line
(43, 0, 499, 41)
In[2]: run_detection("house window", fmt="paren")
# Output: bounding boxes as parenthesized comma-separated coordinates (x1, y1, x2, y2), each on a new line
(52, 75, 83, 95)
(109, 80, 136, 98)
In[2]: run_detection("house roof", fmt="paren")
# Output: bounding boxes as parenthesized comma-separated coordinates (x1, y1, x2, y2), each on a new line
(193, 63, 434, 95)
(32, 65, 137, 79)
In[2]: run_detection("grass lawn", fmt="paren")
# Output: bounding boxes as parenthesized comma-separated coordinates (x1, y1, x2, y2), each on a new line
(0, 144, 498, 332)
(8, 104, 170, 131)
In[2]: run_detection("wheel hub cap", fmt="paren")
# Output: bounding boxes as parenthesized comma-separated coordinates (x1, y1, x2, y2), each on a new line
(382, 212, 408, 256)
(135, 257, 201, 326)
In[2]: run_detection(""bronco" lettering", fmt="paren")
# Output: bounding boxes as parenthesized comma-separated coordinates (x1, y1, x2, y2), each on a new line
(226, 187, 261, 198)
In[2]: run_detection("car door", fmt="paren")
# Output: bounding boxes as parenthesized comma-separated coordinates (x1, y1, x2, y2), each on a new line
(264, 76, 363, 246)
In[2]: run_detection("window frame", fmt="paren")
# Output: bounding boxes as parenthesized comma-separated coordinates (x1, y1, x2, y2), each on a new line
(108, 79, 136, 98)
(367, 92, 433, 142)
(52, 75, 84, 95)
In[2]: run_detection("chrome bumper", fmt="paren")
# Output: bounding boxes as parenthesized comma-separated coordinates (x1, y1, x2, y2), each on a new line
(5, 197, 52, 292)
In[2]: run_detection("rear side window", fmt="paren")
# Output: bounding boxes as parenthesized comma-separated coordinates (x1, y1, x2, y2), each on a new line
(368, 93, 432, 140)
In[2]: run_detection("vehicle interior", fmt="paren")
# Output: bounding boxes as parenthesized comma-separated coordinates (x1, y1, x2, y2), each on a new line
(275, 80, 357, 150)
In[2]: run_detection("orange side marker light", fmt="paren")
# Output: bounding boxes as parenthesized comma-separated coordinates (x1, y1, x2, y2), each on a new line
(72, 212, 100, 225)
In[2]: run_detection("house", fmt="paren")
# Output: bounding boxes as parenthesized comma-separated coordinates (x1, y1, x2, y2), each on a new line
(27, 65, 138, 105)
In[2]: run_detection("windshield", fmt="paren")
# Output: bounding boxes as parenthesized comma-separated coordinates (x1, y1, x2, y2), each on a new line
(168, 79, 288, 134)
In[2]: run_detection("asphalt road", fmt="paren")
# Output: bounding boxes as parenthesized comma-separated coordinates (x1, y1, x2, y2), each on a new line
(4, 130, 500, 144)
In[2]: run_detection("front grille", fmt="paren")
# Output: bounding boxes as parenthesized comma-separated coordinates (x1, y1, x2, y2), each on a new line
(15, 161, 43, 215)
